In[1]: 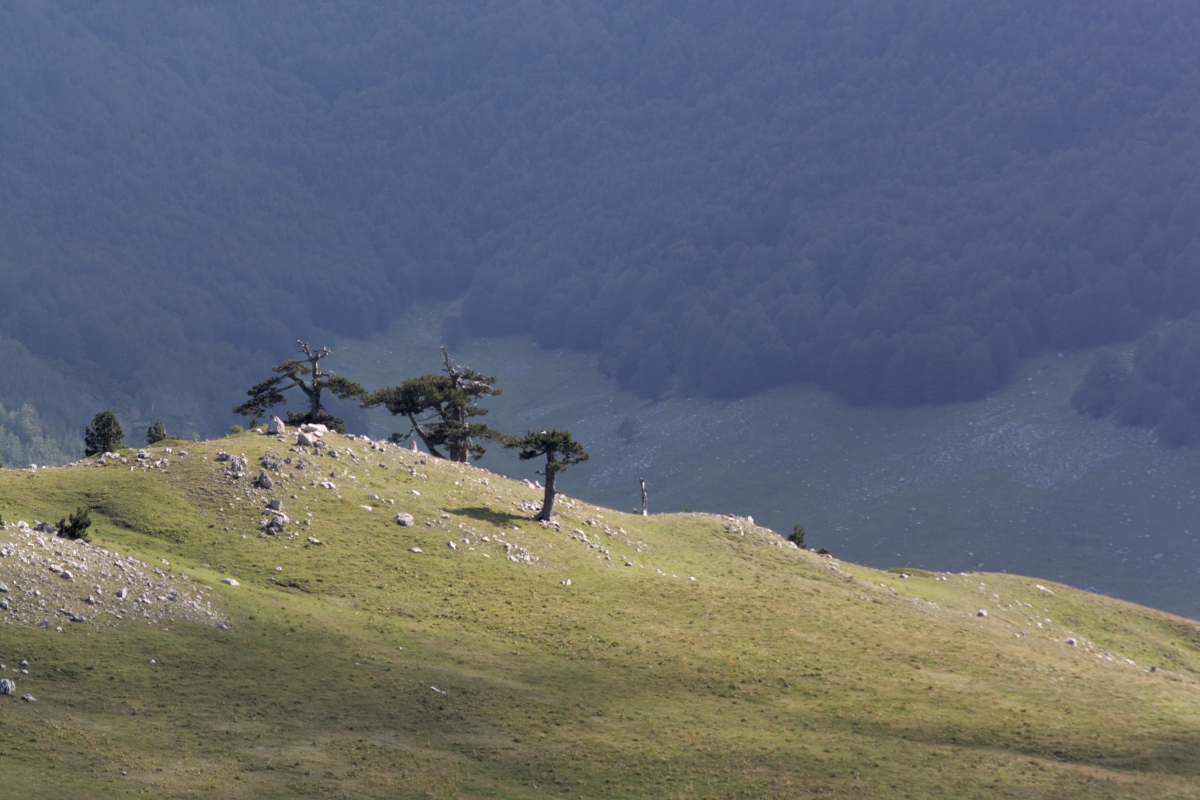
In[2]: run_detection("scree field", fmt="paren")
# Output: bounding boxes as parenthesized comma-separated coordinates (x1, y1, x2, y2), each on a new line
(0, 430, 1198, 798)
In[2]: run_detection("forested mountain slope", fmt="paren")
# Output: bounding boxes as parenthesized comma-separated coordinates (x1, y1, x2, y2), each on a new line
(3, 0, 1200, 446)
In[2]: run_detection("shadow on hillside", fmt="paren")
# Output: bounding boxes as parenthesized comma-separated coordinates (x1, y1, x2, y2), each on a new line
(448, 506, 529, 527)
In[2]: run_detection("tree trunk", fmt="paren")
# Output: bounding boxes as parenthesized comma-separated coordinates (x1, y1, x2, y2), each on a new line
(536, 466, 558, 521)
(308, 381, 322, 421)
(639, 477, 648, 515)
(407, 413, 446, 459)
(452, 404, 470, 462)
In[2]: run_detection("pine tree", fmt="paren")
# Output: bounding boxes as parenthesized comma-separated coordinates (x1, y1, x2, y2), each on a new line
(57, 507, 92, 541)
(146, 419, 167, 445)
(234, 342, 368, 432)
(506, 429, 589, 521)
(367, 348, 506, 462)
(789, 525, 807, 549)
(84, 410, 124, 456)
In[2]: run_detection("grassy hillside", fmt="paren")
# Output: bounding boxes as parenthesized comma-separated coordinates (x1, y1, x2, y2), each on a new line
(0, 430, 1199, 798)
(333, 306, 1200, 620)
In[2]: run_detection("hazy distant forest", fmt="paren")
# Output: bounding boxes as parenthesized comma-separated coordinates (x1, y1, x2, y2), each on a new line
(3, 0, 1200, 459)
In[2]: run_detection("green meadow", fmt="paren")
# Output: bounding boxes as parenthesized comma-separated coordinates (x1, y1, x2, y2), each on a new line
(0, 431, 1197, 797)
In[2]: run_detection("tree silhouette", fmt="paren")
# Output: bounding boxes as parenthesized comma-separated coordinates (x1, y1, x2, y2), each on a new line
(506, 429, 589, 521)
(84, 410, 124, 456)
(235, 342, 367, 432)
(367, 348, 505, 461)
(146, 418, 167, 445)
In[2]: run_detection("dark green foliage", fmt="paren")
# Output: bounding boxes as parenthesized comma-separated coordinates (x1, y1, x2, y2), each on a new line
(235, 343, 367, 433)
(816, 548, 832, 556)
(0, 402, 76, 468)
(789, 525, 806, 549)
(84, 411, 123, 456)
(4, 0, 1200, 435)
(367, 350, 504, 461)
(146, 419, 166, 445)
(506, 429, 589, 521)
(1071, 315, 1200, 447)
(1114, 375, 1170, 428)
(616, 416, 641, 443)
(56, 507, 91, 541)
(1071, 352, 1130, 418)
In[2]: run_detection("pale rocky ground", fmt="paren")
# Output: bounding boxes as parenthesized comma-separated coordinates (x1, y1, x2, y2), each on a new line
(0, 522, 226, 632)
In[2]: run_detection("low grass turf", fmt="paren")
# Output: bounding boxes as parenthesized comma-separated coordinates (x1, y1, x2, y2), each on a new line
(0, 431, 1198, 798)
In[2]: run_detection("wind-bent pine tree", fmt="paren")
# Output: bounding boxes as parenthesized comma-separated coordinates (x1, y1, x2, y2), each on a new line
(365, 348, 505, 462)
(506, 429, 589, 521)
(84, 410, 124, 456)
(234, 342, 368, 433)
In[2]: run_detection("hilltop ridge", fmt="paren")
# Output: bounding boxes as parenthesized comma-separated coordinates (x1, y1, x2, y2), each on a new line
(0, 428, 1198, 797)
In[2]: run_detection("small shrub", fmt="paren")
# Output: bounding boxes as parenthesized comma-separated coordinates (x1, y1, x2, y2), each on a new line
(229, 424, 244, 434)
(57, 507, 92, 542)
(789, 524, 806, 549)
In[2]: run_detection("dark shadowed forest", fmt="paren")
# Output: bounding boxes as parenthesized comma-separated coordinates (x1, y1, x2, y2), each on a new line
(2, 0, 1200, 452)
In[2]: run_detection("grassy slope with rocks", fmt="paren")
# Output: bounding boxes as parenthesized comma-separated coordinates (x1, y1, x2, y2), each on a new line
(333, 307, 1200, 619)
(0, 430, 1198, 798)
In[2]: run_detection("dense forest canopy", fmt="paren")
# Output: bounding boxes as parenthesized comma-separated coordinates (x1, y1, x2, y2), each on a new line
(2, 0, 1200, 454)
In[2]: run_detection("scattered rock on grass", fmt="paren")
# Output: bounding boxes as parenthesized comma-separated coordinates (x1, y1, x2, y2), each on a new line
(0, 678, 15, 694)
(220, 578, 240, 587)
(395, 513, 414, 527)
(1, 525, 227, 630)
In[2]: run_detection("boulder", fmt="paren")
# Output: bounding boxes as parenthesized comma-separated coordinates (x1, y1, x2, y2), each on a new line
(396, 513, 415, 527)
(220, 578, 240, 586)
(268, 416, 287, 434)
(297, 432, 317, 447)
(255, 471, 274, 490)
(299, 423, 329, 436)
(0, 678, 15, 695)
